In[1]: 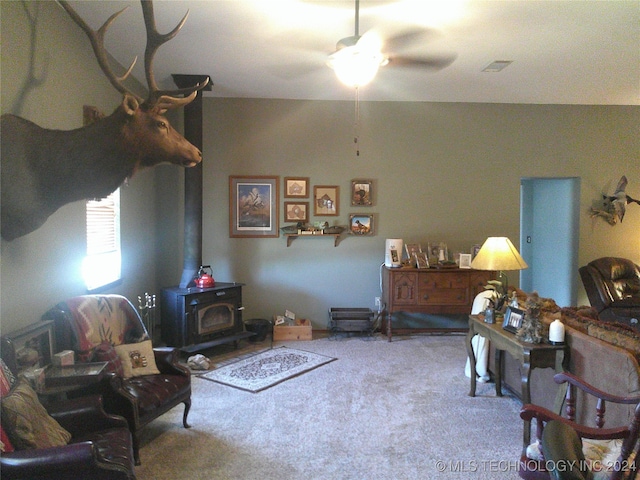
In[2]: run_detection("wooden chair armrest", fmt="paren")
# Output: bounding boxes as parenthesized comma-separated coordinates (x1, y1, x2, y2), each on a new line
(521, 404, 630, 441)
(554, 372, 640, 404)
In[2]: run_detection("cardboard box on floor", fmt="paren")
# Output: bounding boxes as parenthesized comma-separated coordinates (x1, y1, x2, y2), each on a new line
(273, 312, 312, 341)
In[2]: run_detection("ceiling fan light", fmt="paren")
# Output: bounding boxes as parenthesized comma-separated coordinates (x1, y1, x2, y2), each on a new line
(328, 46, 387, 88)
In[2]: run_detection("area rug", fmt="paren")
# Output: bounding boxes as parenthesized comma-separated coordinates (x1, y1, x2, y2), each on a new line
(199, 347, 336, 392)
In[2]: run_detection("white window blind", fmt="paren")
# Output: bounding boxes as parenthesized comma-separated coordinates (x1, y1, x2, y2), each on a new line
(82, 189, 121, 291)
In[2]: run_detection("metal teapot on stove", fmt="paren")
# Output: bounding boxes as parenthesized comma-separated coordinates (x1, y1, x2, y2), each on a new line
(195, 265, 215, 288)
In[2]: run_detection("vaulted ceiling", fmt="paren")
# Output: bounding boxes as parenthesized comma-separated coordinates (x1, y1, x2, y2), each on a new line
(62, 0, 639, 105)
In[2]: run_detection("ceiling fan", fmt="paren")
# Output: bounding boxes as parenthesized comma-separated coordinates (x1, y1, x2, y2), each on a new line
(326, 0, 457, 88)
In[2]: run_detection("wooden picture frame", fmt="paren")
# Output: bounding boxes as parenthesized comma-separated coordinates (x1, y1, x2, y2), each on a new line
(284, 202, 309, 222)
(229, 176, 279, 237)
(405, 243, 422, 259)
(314, 185, 339, 216)
(348, 213, 375, 236)
(284, 177, 309, 198)
(459, 253, 472, 269)
(4, 320, 55, 374)
(503, 306, 525, 334)
(351, 179, 373, 206)
(415, 252, 429, 269)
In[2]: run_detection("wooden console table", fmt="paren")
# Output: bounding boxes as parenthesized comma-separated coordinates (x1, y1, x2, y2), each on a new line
(381, 266, 495, 341)
(466, 314, 568, 445)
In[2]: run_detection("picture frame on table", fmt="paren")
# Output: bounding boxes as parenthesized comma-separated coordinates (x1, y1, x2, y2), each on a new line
(351, 179, 373, 206)
(472, 244, 482, 259)
(314, 185, 339, 216)
(284, 202, 309, 222)
(229, 176, 279, 237)
(503, 306, 525, 334)
(415, 252, 430, 269)
(3, 320, 55, 374)
(284, 177, 309, 198)
(405, 243, 422, 259)
(428, 242, 448, 263)
(348, 213, 375, 236)
(459, 253, 472, 269)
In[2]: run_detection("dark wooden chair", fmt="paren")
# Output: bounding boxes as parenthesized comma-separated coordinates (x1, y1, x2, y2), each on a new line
(42, 294, 191, 465)
(518, 372, 639, 480)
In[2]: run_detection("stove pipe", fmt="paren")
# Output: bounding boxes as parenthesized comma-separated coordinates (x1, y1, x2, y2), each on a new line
(172, 75, 212, 288)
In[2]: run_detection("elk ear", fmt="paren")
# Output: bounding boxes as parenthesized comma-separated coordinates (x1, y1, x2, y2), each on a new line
(122, 94, 139, 116)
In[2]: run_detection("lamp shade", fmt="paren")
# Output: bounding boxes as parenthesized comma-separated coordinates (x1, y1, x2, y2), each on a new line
(470, 237, 528, 271)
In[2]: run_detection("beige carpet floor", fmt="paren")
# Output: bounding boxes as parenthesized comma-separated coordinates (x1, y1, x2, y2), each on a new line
(135, 334, 524, 479)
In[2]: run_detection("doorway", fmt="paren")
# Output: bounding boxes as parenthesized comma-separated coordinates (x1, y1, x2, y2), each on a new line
(519, 177, 581, 307)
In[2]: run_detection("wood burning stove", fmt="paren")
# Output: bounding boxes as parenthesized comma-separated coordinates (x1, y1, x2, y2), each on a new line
(161, 283, 251, 353)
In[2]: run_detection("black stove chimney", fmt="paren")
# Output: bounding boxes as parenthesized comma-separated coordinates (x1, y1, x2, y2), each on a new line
(172, 74, 212, 288)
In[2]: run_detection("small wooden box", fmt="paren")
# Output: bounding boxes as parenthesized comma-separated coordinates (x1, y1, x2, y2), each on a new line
(273, 318, 312, 341)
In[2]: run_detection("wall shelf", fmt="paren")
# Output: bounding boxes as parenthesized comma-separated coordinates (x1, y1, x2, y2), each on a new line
(285, 233, 341, 247)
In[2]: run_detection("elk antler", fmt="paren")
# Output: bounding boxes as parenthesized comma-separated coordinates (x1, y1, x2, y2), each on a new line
(58, 0, 208, 109)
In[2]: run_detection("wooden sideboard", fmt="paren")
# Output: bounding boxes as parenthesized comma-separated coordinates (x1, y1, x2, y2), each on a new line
(381, 266, 496, 340)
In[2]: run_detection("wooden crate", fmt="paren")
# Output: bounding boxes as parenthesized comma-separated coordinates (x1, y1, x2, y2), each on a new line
(273, 318, 312, 341)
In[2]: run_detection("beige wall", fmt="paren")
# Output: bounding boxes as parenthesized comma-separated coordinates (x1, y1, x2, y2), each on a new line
(1, 1, 639, 336)
(193, 99, 638, 327)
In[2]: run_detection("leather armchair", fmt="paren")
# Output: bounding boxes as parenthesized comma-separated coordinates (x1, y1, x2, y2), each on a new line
(579, 257, 640, 327)
(42, 295, 191, 465)
(0, 338, 136, 480)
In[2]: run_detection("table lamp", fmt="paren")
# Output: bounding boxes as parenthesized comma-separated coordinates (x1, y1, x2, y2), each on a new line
(470, 237, 528, 292)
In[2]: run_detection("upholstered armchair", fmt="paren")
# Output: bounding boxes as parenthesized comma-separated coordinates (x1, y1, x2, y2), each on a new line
(580, 257, 640, 327)
(42, 294, 191, 464)
(518, 371, 640, 480)
(0, 338, 136, 480)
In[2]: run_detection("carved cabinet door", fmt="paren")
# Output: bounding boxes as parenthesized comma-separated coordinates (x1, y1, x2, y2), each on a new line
(390, 272, 417, 305)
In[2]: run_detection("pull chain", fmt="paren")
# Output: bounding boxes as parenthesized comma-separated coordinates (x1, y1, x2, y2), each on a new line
(354, 86, 360, 156)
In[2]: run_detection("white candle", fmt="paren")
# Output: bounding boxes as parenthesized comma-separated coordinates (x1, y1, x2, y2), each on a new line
(549, 319, 565, 344)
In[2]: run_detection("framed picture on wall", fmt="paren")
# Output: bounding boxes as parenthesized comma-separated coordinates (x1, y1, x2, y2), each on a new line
(229, 176, 279, 237)
(284, 177, 309, 198)
(284, 202, 309, 222)
(348, 213, 375, 236)
(351, 179, 373, 206)
(314, 185, 339, 216)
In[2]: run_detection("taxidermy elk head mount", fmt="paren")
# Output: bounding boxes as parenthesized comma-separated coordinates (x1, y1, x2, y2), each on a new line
(0, 1, 209, 241)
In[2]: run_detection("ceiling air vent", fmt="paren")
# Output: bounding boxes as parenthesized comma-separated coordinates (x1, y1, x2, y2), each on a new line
(482, 61, 513, 72)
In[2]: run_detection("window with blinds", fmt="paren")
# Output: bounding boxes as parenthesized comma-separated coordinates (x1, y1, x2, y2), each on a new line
(82, 189, 121, 291)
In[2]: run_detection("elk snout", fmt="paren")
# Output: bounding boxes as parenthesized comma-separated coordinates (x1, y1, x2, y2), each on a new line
(184, 149, 202, 167)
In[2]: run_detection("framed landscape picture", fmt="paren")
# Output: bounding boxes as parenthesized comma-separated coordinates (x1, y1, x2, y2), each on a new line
(284, 177, 309, 198)
(229, 176, 279, 237)
(314, 185, 339, 216)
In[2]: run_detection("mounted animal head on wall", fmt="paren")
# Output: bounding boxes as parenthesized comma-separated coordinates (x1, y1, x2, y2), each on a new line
(0, 0, 209, 241)
(589, 175, 639, 226)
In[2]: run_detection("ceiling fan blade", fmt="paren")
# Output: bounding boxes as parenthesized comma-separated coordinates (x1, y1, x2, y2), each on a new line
(387, 54, 457, 70)
(384, 27, 443, 52)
